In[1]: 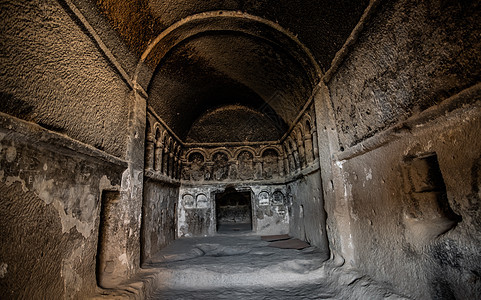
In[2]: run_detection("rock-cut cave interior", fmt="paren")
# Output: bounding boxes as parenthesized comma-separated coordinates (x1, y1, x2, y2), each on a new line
(1, 0, 480, 299)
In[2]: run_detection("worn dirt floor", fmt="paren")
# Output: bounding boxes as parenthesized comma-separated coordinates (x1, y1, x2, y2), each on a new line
(95, 233, 409, 299)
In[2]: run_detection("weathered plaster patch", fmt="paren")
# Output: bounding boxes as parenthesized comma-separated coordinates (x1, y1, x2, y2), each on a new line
(99, 175, 115, 191)
(32, 176, 55, 204)
(51, 199, 95, 238)
(30, 174, 97, 238)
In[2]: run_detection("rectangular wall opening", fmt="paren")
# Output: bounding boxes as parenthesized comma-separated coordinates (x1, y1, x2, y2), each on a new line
(215, 188, 252, 233)
(96, 190, 120, 288)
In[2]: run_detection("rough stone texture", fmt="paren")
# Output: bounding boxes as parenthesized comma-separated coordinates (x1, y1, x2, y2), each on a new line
(142, 181, 179, 263)
(142, 235, 407, 300)
(314, 82, 356, 266)
(97, 0, 369, 71)
(287, 170, 329, 259)
(147, 32, 311, 139)
(335, 104, 481, 299)
(2, 0, 480, 298)
(186, 105, 283, 143)
(330, 0, 481, 149)
(0, 113, 125, 298)
(320, 1, 481, 295)
(0, 0, 131, 158)
(71, 0, 140, 79)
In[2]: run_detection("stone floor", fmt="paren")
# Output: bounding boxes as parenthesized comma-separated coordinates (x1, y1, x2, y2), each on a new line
(94, 233, 409, 299)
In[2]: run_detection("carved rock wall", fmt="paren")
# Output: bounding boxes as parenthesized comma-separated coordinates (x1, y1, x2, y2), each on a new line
(178, 184, 288, 237)
(320, 1, 481, 298)
(0, 0, 131, 158)
(141, 180, 178, 263)
(0, 114, 126, 298)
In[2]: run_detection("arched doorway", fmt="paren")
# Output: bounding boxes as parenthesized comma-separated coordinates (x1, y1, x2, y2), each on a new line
(215, 187, 252, 233)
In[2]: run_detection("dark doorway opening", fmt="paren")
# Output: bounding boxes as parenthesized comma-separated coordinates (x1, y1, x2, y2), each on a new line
(215, 187, 252, 233)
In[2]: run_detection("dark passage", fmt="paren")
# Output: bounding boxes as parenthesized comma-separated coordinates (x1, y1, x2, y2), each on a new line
(215, 188, 252, 233)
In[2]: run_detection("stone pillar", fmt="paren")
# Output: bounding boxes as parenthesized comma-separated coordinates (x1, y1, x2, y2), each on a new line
(163, 145, 169, 176)
(288, 152, 295, 173)
(144, 133, 155, 170)
(312, 129, 319, 159)
(176, 159, 182, 180)
(304, 132, 314, 164)
(254, 157, 263, 180)
(154, 140, 163, 172)
(292, 144, 300, 171)
(297, 135, 306, 168)
(105, 90, 146, 286)
(168, 153, 174, 178)
(173, 156, 178, 179)
(277, 155, 285, 177)
(202, 161, 210, 181)
(283, 154, 290, 175)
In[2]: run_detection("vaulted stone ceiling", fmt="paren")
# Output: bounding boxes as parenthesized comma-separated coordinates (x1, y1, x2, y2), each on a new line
(97, 0, 369, 142)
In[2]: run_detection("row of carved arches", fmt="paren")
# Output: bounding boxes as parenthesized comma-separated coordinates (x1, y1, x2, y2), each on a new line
(181, 145, 285, 182)
(282, 107, 319, 175)
(145, 106, 319, 181)
(144, 114, 183, 180)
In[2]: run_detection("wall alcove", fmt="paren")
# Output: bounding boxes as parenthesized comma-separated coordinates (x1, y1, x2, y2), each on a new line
(215, 187, 253, 233)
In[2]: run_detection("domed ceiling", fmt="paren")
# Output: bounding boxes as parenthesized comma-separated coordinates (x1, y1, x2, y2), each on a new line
(97, 0, 369, 142)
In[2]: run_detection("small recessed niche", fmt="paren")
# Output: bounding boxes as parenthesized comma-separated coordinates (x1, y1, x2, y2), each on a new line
(402, 153, 461, 242)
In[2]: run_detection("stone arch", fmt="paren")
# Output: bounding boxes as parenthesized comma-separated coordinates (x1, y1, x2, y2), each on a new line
(187, 151, 205, 163)
(133, 11, 321, 89)
(233, 146, 257, 159)
(259, 146, 281, 158)
(302, 113, 314, 133)
(182, 194, 195, 209)
(184, 148, 208, 161)
(303, 111, 319, 159)
(206, 148, 232, 161)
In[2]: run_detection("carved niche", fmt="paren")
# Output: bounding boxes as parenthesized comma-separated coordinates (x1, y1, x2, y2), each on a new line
(188, 152, 205, 181)
(258, 191, 270, 206)
(238, 150, 255, 180)
(271, 190, 285, 206)
(262, 149, 279, 179)
(211, 151, 229, 181)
